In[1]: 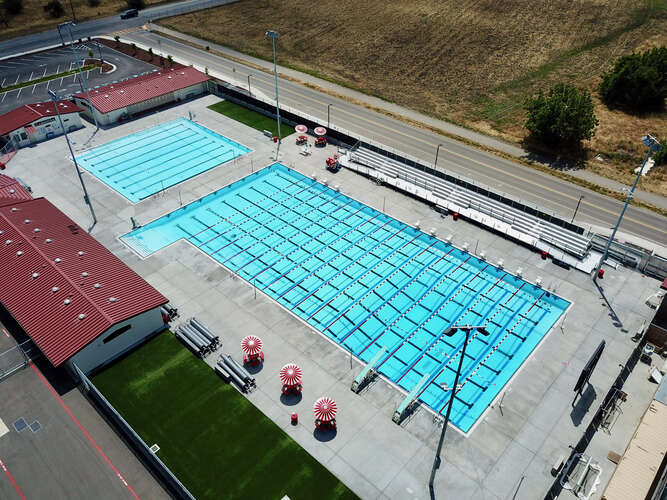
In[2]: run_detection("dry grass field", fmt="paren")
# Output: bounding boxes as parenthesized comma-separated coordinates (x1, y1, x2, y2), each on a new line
(161, 0, 667, 195)
(0, 0, 164, 40)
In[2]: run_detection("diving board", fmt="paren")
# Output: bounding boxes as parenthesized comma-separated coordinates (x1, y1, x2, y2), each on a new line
(351, 346, 387, 393)
(392, 372, 430, 424)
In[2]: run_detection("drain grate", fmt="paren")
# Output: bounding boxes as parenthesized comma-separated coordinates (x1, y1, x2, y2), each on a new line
(13, 418, 27, 432)
(149, 444, 160, 453)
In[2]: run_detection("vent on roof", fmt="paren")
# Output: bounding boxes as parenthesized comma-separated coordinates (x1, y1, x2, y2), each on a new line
(0, 230, 2, 235)
(45, 238, 52, 243)
(11, 208, 17, 212)
(78, 314, 85, 320)
(52, 287, 59, 293)
(81, 272, 88, 277)
(93, 283, 101, 288)
(78, 251, 84, 256)
(16, 251, 23, 256)
(64, 299, 71, 305)
(33, 228, 40, 233)
(9, 189, 14, 194)
(181, 72, 184, 75)
(54, 258, 61, 263)
(109, 297, 116, 303)
(24, 219, 30, 224)
(32, 272, 38, 278)
(167, 76, 172, 79)
(120, 90, 124, 94)
(5, 240, 11, 245)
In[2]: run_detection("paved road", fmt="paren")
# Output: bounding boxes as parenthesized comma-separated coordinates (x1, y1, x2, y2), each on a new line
(0, 0, 239, 58)
(124, 29, 667, 249)
(0, 43, 155, 113)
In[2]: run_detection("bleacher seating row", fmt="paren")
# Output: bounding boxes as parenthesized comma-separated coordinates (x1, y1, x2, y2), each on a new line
(347, 147, 591, 259)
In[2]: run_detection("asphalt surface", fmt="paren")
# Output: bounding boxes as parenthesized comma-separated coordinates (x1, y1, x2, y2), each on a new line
(0, 43, 156, 114)
(0, 0, 240, 58)
(125, 29, 667, 248)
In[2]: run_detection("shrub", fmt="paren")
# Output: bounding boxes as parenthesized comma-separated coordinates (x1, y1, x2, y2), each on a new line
(148, 47, 153, 59)
(205, 45, 210, 51)
(167, 54, 173, 67)
(524, 83, 598, 149)
(4, 0, 22, 15)
(126, 0, 144, 9)
(653, 138, 667, 166)
(87, 0, 99, 6)
(43, 0, 64, 18)
(114, 35, 120, 45)
(88, 49, 94, 58)
(599, 47, 667, 111)
(130, 42, 137, 55)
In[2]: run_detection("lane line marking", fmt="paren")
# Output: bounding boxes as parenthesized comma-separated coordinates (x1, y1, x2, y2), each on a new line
(30, 363, 141, 500)
(0, 458, 27, 500)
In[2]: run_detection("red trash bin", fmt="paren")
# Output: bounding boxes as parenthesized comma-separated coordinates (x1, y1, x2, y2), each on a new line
(453, 212, 459, 221)
(291, 412, 298, 425)
(597, 268, 605, 279)
(541, 250, 548, 260)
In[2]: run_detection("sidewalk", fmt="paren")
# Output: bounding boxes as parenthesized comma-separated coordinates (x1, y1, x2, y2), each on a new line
(149, 24, 667, 211)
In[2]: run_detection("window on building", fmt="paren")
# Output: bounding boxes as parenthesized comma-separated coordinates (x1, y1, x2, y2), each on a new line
(102, 324, 132, 344)
(34, 117, 56, 127)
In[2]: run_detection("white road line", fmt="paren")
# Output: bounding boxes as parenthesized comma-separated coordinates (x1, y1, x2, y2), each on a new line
(56, 64, 60, 74)
(46, 79, 50, 92)
(1, 93, 6, 103)
(0, 78, 5, 87)
(27, 71, 33, 82)
(31, 84, 36, 94)
(16, 87, 21, 99)
(42, 67, 47, 77)
(13, 74, 19, 84)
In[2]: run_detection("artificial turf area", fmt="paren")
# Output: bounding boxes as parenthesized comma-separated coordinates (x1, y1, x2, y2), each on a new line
(208, 99, 295, 138)
(93, 332, 356, 500)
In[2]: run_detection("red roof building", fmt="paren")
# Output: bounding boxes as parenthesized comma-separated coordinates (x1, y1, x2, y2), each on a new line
(0, 175, 33, 206)
(0, 197, 168, 372)
(73, 67, 210, 125)
(0, 100, 83, 139)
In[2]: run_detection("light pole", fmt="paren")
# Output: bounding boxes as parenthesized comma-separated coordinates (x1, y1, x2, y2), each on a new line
(593, 134, 661, 280)
(434, 143, 444, 171)
(327, 103, 333, 129)
(95, 40, 104, 64)
(429, 324, 490, 497)
(49, 89, 97, 230)
(265, 30, 281, 142)
(59, 22, 98, 130)
(247, 74, 252, 95)
(571, 194, 584, 224)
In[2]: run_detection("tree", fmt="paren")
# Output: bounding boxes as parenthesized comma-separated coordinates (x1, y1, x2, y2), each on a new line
(4, 0, 23, 15)
(126, 0, 144, 9)
(524, 83, 598, 149)
(167, 55, 173, 67)
(43, 0, 64, 18)
(653, 138, 666, 166)
(148, 47, 153, 60)
(130, 42, 137, 55)
(114, 35, 120, 46)
(599, 47, 666, 111)
(87, 0, 99, 6)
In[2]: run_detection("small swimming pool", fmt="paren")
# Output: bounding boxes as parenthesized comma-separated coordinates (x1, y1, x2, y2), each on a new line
(76, 118, 250, 203)
(123, 163, 569, 432)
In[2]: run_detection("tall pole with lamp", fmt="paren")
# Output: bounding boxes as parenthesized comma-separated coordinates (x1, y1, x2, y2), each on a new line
(265, 30, 281, 142)
(59, 21, 99, 130)
(429, 324, 490, 497)
(48, 89, 97, 230)
(434, 143, 444, 171)
(593, 134, 661, 280)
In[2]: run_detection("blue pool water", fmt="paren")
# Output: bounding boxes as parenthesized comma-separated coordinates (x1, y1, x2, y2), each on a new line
(76, 118, 250, 202)
(123, 163, 569, 432)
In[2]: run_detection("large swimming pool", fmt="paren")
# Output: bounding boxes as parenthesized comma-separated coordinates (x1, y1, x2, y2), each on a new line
(122, 163, 569, 432)
(76, 118, 250, 203)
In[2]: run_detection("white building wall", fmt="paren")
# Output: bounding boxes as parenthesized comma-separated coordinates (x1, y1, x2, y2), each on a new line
(4, 112, 82, 148)
(68, 307, 164, 374)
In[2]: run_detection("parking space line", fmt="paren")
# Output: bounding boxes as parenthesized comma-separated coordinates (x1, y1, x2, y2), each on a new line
(30, 363, 142, 500)
(1, 78, 5, 87)
(13, 74, 19, 85)
(27, 71, 33, 82)
(31, 84, 36, 94)
(1, 93, 6, 103)
(0, 457, 27, 500)
(16, 88, 21, 99)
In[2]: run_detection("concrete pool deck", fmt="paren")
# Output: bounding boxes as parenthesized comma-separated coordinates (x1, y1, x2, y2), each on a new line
(6, 94, 663, 499)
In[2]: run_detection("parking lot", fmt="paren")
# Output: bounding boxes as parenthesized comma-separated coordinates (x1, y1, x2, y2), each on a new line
(0, 42, 156, 114)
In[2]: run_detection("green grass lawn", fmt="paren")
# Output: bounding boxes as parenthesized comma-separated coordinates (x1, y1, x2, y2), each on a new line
(93, 332, 356, 500)
(208, 99, 295, 138)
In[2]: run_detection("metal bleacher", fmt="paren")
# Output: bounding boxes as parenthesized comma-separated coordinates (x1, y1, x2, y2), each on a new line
(346, 147, 592, 260)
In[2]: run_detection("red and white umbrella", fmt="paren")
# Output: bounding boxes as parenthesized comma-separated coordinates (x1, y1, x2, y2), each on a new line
(280, 363, 302, 386)
(241, 335, 263, 356)
(313, 397, 337, 422)
(295, 124, 308, 133)
(314, 126, 327, 136)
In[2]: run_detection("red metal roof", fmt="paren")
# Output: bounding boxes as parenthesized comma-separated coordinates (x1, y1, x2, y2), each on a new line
(0, 100, 82, 136)
(0, 175, 33, 207)
(75, 67, 210, 114)
(0, 198, 167, 366)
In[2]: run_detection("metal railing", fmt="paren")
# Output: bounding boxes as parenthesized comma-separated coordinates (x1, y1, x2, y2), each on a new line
(0, 340, 37, 381)
(73, 364, 196, 500)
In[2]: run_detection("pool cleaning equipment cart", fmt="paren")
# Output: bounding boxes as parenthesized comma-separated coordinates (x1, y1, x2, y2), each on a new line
(351, 346, 387, 393)
(280, 363, 303, 395)
(392, 372, 431, 424)
(241, 335, 264, 365)
(325, 154, 340, 173)
(314, 397, 337, 430)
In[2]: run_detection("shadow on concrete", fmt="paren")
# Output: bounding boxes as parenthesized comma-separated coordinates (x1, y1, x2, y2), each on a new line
(279, 392, 302, 406)
(570, 384, 597, 426)
(313, 427, 337, 442)
(594, 280, 626, 332)
(244, 362, 263, 375)
(544, 340, 643, 499)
